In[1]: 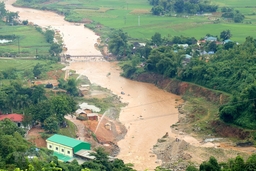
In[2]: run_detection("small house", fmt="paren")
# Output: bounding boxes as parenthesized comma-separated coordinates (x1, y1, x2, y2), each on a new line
(46, 134, 91, 162)
(223, 39, 232, 44)
(75, 109, 86, 115)
(79, 103, 101, 113)
(208, 51, 215, 55)
(0, 113, 24, 128)
(177, 44, 189, 49)
(87, 113, 98, 121)
(205, 36, 217, 42)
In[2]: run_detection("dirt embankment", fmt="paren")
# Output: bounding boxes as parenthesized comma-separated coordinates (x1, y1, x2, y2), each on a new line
(132, 72, 256, 170)
(133, 73, 230, 104)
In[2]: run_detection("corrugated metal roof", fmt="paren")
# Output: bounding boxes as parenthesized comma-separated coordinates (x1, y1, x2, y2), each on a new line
(87, 113, 98, 117)
(75, 150, 95, 160)
(53, 152, 73, 162)
(47, 134, 84, 148)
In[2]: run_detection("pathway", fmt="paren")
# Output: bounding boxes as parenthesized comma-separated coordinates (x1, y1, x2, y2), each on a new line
(65, 115, 85, 141)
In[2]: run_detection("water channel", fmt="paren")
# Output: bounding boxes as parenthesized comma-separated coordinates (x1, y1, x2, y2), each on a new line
(4, 0, 182, 170)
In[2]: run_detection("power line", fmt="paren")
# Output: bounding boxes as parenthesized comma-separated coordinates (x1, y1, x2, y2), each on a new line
(124, 97, 179, 110)
(122, 111, 180, 123)
(122, 96, 256, 111)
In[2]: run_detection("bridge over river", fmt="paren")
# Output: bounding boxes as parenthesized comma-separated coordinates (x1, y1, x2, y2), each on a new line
(61, 54, 106, 62)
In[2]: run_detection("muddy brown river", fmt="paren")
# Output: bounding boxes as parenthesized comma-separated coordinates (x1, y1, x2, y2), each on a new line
(4, 0, 182, 170)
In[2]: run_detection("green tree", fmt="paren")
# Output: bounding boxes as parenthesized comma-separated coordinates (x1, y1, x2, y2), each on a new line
(0, 2, 7, 19)
(50, 94, 77, 124)
(220, 30, 232, 41)
(33, 63, 43, 77)
(0, 119, 25, 136)
(233, 11, 244, 23)
(31, 85, 46, 104)
(151, 32, 162, 46)
(43, 116, 59, 133)
(232, 156, 245, 171)
(44, 29, 54, 43)
(186, 165, 198, 171)
(151, 5, 164, 15)
(108, 29, 129, 58)
(199, 156, 221, 171)
(49, 43, 62, 56)
(66, 78, 79, 96)
(29, 100, 53, 123)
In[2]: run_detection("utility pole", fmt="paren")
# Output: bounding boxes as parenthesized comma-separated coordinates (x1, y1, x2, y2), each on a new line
(17, 36, 20, 57)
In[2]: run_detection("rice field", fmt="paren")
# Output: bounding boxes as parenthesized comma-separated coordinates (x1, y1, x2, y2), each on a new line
(0, 21, 50, 57)
(14, 0, 256, 43)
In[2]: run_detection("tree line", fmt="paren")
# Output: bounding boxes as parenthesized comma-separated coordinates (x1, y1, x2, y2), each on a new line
(148, 0, 218, 16)
(221, 7, 245, 23)
(186, 155, 256, 171)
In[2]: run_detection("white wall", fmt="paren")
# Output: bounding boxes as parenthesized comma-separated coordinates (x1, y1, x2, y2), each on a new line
(46, 141, 73, 157)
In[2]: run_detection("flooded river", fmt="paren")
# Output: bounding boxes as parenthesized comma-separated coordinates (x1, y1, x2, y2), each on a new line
(4, 0, 182, 170)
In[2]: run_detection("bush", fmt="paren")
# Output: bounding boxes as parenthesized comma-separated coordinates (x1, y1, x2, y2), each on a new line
(76, 115, 86, 121)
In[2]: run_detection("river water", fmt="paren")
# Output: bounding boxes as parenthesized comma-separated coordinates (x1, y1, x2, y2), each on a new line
(4, 0, 182, 170)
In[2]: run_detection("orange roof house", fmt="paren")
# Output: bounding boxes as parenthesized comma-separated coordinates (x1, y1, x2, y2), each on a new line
(0, 114, 24, 127)
(0, 113, 23, 122)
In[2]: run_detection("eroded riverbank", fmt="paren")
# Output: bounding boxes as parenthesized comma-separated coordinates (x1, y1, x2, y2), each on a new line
(66, 62, 183, 170)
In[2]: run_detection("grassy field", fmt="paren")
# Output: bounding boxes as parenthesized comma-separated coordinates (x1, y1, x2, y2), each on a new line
(0, 58, 64, 85)
(15, 0, 256, 43)
(0, 58, 62, 71)
(58, 119, 77, 138)
(0, 21, 50, 57)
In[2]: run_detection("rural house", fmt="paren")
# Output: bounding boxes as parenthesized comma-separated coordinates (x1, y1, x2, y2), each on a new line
(46, 134, 91, 162)
(0, 113, 24, 128)
(87, 113, 99, 121)
(205, 36, 217, 42)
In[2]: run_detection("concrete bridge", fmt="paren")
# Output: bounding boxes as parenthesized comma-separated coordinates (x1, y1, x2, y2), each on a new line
(66, 55, 103, 58)
(61, 54, 106, 62)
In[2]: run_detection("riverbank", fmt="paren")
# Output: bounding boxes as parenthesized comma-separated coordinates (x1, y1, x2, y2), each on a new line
(4, 0, 101, 56)
(65, 61, 183, 170)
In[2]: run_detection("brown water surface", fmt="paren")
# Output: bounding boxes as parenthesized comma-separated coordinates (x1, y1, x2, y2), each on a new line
(67, 62, 183, 170)
(4, 0, 101, 56)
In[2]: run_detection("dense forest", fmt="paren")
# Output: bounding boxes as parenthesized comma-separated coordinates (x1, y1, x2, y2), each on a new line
(148, 0, 218, 15)
(163, 36, 256, 129)
(186, 155, 256, 171)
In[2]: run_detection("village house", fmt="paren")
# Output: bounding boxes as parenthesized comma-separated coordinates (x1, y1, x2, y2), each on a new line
(205, 36, 217, 42)
(0, 113, 25, 128)
(0, 113, 31, 136)
(46, 134, 92, 162)
(86, 113, 99, 121)
(177, 44, 189, 49)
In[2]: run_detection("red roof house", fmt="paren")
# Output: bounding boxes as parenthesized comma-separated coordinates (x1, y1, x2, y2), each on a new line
(0, 114, 23, 122)
(0, 114, 24, 128)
